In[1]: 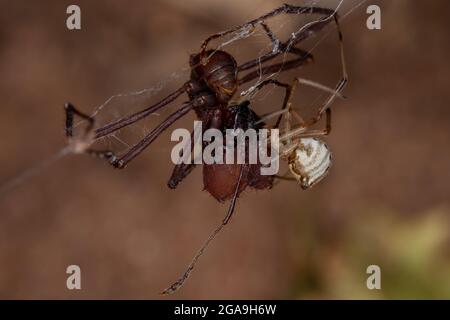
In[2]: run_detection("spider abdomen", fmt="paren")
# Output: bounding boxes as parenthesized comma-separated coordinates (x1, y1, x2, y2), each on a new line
(288, 138, 332, 189)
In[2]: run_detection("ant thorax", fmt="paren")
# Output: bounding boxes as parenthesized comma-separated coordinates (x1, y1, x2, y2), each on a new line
(288, 138, 332, 189)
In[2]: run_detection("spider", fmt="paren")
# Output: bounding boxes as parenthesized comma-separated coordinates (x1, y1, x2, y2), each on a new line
(255, 76, 347, 189)
(160, 75, 346, 294)
(63, 4, 348, 293)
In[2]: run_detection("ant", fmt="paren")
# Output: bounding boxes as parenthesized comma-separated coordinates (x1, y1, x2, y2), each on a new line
(161, 75, 346, 294)
(63, 4, 347, 293)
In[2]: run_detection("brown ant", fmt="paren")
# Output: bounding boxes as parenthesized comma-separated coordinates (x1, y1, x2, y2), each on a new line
(64, 4, 347, 294)
(161, 74, 346, 294)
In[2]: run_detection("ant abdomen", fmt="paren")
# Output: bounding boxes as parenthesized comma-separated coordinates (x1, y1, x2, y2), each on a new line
(191, 50, 238, 104)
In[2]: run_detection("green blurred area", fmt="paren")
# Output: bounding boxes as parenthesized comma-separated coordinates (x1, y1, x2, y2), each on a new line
(290, 206, 450, 299)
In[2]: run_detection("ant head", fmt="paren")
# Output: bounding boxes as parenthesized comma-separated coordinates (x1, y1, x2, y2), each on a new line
(189, 53, 201, 67)
(238, 100, 250, 108)
(228, 100, 250, 115)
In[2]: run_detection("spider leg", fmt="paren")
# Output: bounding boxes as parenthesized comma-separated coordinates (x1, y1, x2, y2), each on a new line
(242, 79, 290, 101)
(255, 79, 333, 157)
(304, 15, 348, 128)
(85, 149, 119, 163)
(254, 14, 347, 131)
(162, 164, 247, 295)
(279, 108, 331, 148)
(267, 107, 332, 185)
(256, 76, 345, 128)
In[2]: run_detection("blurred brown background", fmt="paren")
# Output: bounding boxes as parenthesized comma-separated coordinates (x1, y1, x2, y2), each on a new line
(0, 0, 449, 299)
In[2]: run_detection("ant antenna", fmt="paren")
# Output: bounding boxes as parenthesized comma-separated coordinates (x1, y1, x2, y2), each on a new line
(161, 165, 245, 295)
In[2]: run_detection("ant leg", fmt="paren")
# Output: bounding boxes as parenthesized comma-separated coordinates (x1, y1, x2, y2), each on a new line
(240, 79, 292, 130)
(64, 102, 94, 137)
(85, 149, 119, 163)
(169, 107, 227, 189)
(65, 83, 187, 142)
(260, 22, 313, 63)
(303, 15, 348, 125)
(278, 78, 301, 145)
(200, 4, 336, 64)
(239, 12, 346, 92)
(242, 79, 290, 105)
(65, 101, 193, 169)
(257, 74, 346, 123)
(162, 164, 247, 295)
(287, 75, 345, 129)
(238, 55, 312, 85)
(274, 172, 297, 183)
(256, 77, 345, 131)
(168, 129, 199, 189)
(94, 83, 188, 139)
(65, 103, 118, 162)
(110, 102, 193, 169)
(65, 85, 189, 168)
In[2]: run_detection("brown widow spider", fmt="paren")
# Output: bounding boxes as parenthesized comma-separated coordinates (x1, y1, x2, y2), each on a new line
(63, 4, 347, 294)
